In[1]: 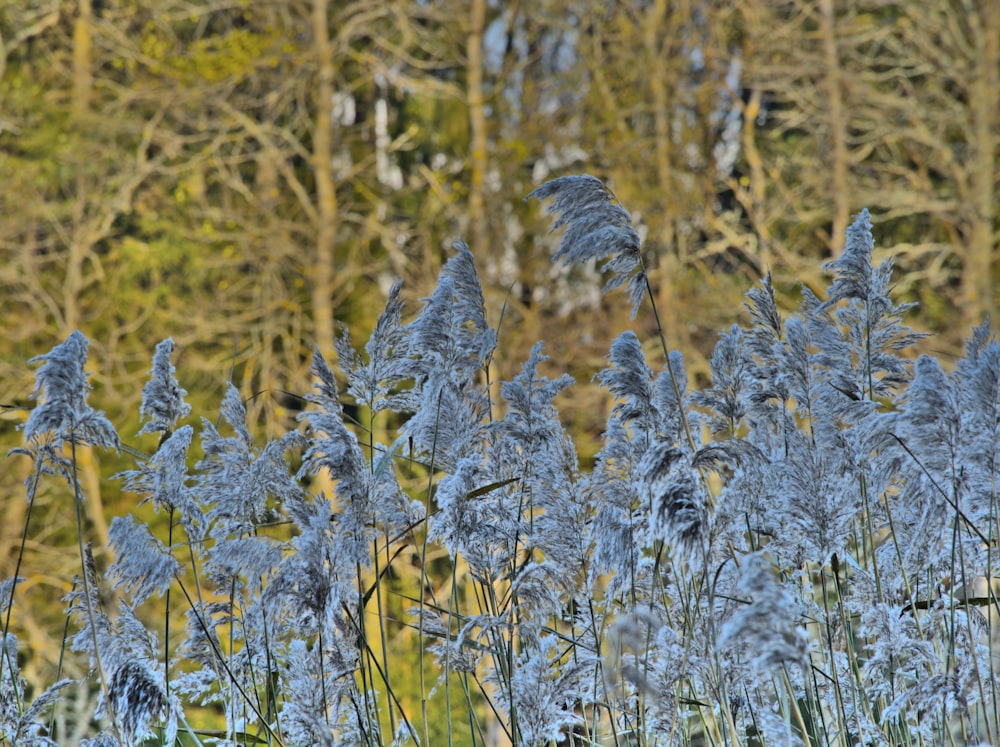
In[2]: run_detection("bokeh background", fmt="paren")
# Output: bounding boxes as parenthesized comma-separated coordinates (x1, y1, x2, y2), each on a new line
(1, 0, 997, 737)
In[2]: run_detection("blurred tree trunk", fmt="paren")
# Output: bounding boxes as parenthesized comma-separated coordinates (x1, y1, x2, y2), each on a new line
(311, 0, 339, 358)
(820, 0, 849, 255)
(645, 0, 686, 350)
(965, 3, 998, 327)
(66, 0, 93, 335)
(737, 0, 856, 294)
(466, 0, 490, 255)
(69, 0, 109, 551)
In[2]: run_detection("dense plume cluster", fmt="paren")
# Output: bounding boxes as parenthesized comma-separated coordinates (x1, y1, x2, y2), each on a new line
(4, 176, 999, 746)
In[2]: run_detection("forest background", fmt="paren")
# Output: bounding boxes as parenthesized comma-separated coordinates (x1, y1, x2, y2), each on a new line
(0, 0, 998, 738)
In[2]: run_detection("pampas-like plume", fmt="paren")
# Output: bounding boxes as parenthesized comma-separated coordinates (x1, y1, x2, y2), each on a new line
(529, 174, 646, 316)
(336, 279, 416, 414)
(399, 242, 495, 467)
(138, 338, 191, 437)
(107, 514, 179, 606)
(639, 442, 708, 566)
(105, 659, 171, 746)
(22, 330, 119, 451)
(718, 552, 807, 676)
(13, 332, 120, 504)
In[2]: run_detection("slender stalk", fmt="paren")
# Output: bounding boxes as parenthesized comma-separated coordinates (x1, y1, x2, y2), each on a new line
(354, 562, 378, 742)
(0, 457, 43, 701)
(781, 666, 812, 747)
(161, 507, 174, 747)
(70, 438, 116, 737)
(641, 269, 696, 453)
(49, 578, 79, 739)
(989, 483, 1000, 738)
(819, 568, 847, 742)
(419, 390, 444, 747)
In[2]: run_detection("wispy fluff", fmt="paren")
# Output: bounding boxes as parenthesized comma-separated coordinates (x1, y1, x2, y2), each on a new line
(273, 590, 380, 746)
(607, 608, 687, 740)
(14, 331, 119, 503)
(871, 346, 993, 585)
(335, 280, 415, 414)
(718, 552, 807, 676)
(896, 356, 960, 479)
(858, 603, 936, 703)
(299, 347, 368, 506)
(115, 425, 203, 541)
(405, 242, 496, 378)
(487, 343, 586, 575)
(639, 442, 708, 566)
(823, 208, 880, 307)
(775, 314, 832, 442)
(264, 491, 346, 635)
(119, 426, 192, 512)
(491, 343, 574, 453)
(171, 600, 230, 708)
(502, 636, 584, 747)
(63, 545, 111, 668)
(956, 322, 1000, 524)
(867, 357, 957, 577)
(106, 515, 179, 606)
(596, 332, 655, 432)
(0, 579, 15, 622)
(400, 242, 495, 467)
(276, 639, 340, 747)
(744, 271, 783, 343)
(431, 453, 530, 583)
(529, 174, 646, 316)
(587, 418, 644, 585)
(818, 209, 925, 402)
(197, 384, 303, 539)
(299, 348, 421, 566)
(882, 674, 971, 744)
(695, 325, 751, 436)
(740, 273, 796, 443)
(590, 520, 639, 603)
(103, 657, 173, 747)
(594, 331, 692, 454)
(101, 604, 176, 747)
(22, 330, 119, 450)
(586, 327, 697, 590)
(137, 338, 190, 436)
